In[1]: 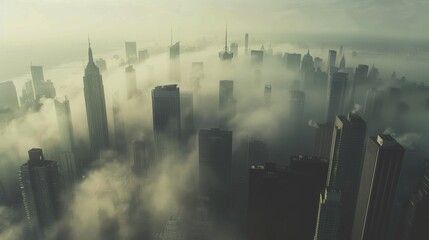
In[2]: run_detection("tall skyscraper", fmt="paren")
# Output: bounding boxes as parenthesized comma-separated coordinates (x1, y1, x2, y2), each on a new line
(152, 85, 181, 161)
(169, 41, 181, 82)
(190, 62, 204, 93)
(138, 49, 149, 62)
(245, 33, 249, 55)
(30, 66, 56, 99)
(285, 53, 302, 71)
(95, 58, 107, 72)
(351, 64, 369, 106)
(248, 140, 269, 166)
(326, 50, 337, 72)
(352, 135, 405, 240)
(180, 91, 194, 139)
(125, 65, 137, 99)
(125, 42, 137, 64)
(327, 114, 366, 240)
(19, 148, 60, 237)
(219, 80, 236, 129)
(250, 50, 263, 66)
(326, 72, 348, 122)
(289, 90, 305, 126)
(83, 42, 110, 160)
(0, 81, 19, 111)
(20, 80, 36, 110)
(31, 66, 44, 83)
(230, 43, 238, 57)
(339, 55, 346, 70)
(54, 98, 77, 187)
(313, 123, 334, 159)
(132, 140, 148, 176)
(314, 189, 342, 240)
(301, 50, 315, 73)
(219, 26, 233, 61)
(198, 128, 232, 221)
(112, 92, 127, 154)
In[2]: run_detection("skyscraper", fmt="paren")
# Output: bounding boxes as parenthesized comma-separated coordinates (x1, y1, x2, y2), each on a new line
(219, 26, 233, 61)
(138, 49, 149, 62)
(125, 42, 137, 64)
(83, 42, 110, 160)
(219, 80, 236, 129)
(152, 85, 181, 161)
(289, 90, 305, 126)
(230, 43, 238, 57)
(326, 50, 337, 72)
(327, 114, 366, 240)
(19, 148, 60, 237)
(132, 140, 148, 176)
(250, 50, 263, 66)
(30, 66, 56, 100)
(169, 41, 181, 82)
(352, 135, 405, 240)
(125, 65, 137, 99)
(339, 55, 346, 71)
(198, 128, 232, 221)
(190, 62, 204, 93)
(351, 64, 369, 106)
(54, 98, 77, 187)
(313, 123, 334, 159)
(264, 84, 272, 108)
(112, 92, 127, 154)
(95, 58, 107, 72)
(20, 80, 36, 110)
(285, 53, 302, 71)
(245, 33, 249, 56)
(301, 50, 315, 74)
(0, 81, 19, 111)
(180, 91, 194, 139)
(31, 66, 44, 83)
(326, 72, 348, 122)
(314, 189, 342, 240)
(248, 140, 269, 166)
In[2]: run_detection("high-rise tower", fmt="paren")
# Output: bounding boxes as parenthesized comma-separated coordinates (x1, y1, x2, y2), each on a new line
(219, 25, 233, 61)
(326, 72, 348, 123)
(83, 41, 110, 160)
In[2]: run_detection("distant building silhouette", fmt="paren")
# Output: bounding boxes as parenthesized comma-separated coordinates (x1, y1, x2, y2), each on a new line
(191, 62, 204, 93)
(138, 49, 149, 62)
(132, 140, 148, 176)
(152, 85, 181, 161)
(326, 72, 348, 122)
(30, 66, 56, 99)
(219, 26, 233, 61)
(125, 65, 138, 99)
(250, 50, 263, 66)
(125, 42, 138, 64)
(326, 50, 337, 73)
(230, 43, 238, 57)
(180, 91, 194, 139)
(313, 123, 334, 159)
(285, 53, 301, 71)
(264, 84, 271, 107)
(218, 80, 236, 129)
(169, 41, 181, 82)
(95, 58, 107, 71)
(112, 92, 127, 155)
(352, 135, 405, 240)
(339, 55, 346, 71)
(19, 148, 60, 238)
(0, 81, 19, 111)
(245, 33, 249, 56)
(83, 42, 110, 160)
(20, 80, 36, 110)
(248, 140, 269, 166)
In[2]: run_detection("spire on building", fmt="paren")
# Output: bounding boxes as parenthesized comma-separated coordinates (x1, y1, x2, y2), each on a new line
(224, 24, 228, 52)
(339, 55, 346, 70)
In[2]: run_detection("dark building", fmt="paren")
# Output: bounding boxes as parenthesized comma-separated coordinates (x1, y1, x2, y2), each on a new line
(112, 92, 127, 154)
(20, 79, 36, 110)
(363, 88, 383, 122)
(351, 64, 369, 106)
(198, 128, 232, 222)
(250, 50, 263, 66)
(132, 140, 148, 176)
(170, 41, 181, 82)
(180, 91, 195, 140)
(327, 114, 366, 240)
(301, 50, 315, 74)
(352, 135, 405, 240)
(314, 189, 342, 240)
(152, 85, 181, 161)
(125, 42, 138, 64)
(19, 148, 61, 238)
(339, 55, 346, 71)
(245, 33, 249, 55)
(285, 53, 301, 71)
(125, 65, 137, 99)
(219, 26, 233, 61)
(264, 84, 271, 107)
(326, 50, 337, 73)
(31, 66, 56, 99)
(83, 42, 110, 160)
(191, 62, 204, 93)
(138, 49, 149, 62)
(230, 43, 238, 57)
(326, 72, 348, 123)
(313, 123, 334, 159)
(289, 90, 305, 126)
(247, 157, 328, 240)
(218, 80, 236, 129)
(0, 81, 20, 111)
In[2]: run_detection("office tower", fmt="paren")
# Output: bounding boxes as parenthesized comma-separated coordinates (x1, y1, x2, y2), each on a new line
(314, 57, 323, 70)
(314, 123, 334, 159)
(327, 114, 366, 240)
(20, 80, 36, 110)
(245, 33, 249, 55)
(191, 62, 204, 93)
(248, 140, 269, 166)
(54, 98, 77, 187)
(352, 135, 405, 240)
(368, 65, 379, 82)
(363, 88, 383, 121)
(112, 92, 126, 155)
(339, 55, 346, 70)
(250, 50, 263, 66)
(95, 58, 107, 71)
(351, 64, 369, 106)
(338, 46, 343, 60)
(19, 148, 60, 237)
(125, 65, 137, 99)
(138, 49, 149, 62)
(219, 26, 233, 61)
(326, 50, 337, 72)
(326, 72, 348, 122)
(152, 85, 181, 161)
(314, 189, 342, 240)
(264, 84, 271, 107)
(170, 41, 181, 82)
(199, 128, 232, 221)
(289, 90, 305, 126)
(230, 43, 238, 57)
(301, 50, 315, 73)
(132, 140, 148, 176)
(83, 42, 110, 159)
(0, 81, 19, 111)
(180, 91, 194, 139)
(218, 80, 236, 129)
(30, 66, 56, 99)
(285, 53, 302, 71)
(125, 42, 137, 64)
